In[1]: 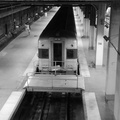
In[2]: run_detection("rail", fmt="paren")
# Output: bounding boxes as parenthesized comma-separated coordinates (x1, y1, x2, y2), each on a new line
(13, 92, 84, 120)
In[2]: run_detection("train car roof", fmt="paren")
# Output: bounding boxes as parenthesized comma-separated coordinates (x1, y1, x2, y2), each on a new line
(39, 5, 76, 39)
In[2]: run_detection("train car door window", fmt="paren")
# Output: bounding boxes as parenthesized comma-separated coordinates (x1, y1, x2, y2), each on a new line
(53, 43, 62, 66)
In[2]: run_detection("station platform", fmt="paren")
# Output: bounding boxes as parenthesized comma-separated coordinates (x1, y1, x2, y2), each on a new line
(0, 6, 115, 120)
(0, 90, 25, 120)
(0, 6, 60, 110)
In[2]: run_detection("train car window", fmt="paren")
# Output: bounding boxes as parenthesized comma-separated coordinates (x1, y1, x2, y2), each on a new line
(67, 49, 77, 59)
(38, 49, 49, 59)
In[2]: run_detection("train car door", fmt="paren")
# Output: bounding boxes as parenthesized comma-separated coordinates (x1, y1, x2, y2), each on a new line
(53, 42, 62, 66)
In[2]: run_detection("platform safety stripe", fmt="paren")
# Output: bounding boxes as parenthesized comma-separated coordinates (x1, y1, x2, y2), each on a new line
(83, 92, 101, 120)
(74, 10, 90, 78)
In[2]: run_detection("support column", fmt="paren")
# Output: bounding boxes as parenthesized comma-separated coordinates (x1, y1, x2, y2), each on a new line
(83, 6, 90, 37)
(78, 7, 84, 37)
(83, 18, 87, 36)
(95, 4, 105, 66)
(86, 19, 90, 37)
(89, 6, 96, 49)
(109, 3, 120, 120)
(76, 6, 80, 18)
(103, 7, 110, 67)
(115, 44, 120, 120)
(114, 41, 120, 120)
(77, 6, 84, 24)
(80, 9, 84, 25)
(81, 10, 84, 37)
(105, 4, 120, 102)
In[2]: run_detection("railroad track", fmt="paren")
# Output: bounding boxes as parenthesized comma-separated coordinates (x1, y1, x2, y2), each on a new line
(13, 92, 84, 120)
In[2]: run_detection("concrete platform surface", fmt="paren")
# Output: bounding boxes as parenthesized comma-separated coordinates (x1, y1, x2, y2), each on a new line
(0, 90, 25, 120)
(0, 7, 59, 110)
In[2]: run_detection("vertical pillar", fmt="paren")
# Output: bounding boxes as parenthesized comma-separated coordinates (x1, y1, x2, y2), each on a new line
(114, 39, 120, 120)
(89, 26, 94, 49)
(80, 9, 84, 37)
(86, 18, 90, 37)
(105, 4, 120, 101)
(83, 18, 87, 36)
(78, 7, 84, 37)
(76, 6, 80, 17)
(95, 4, 105, 66)
(77, 6, 83, 22)
(89, 6, 96, 49)
(103, 6, 110, 66)
(109, 3, 120, 120)
(80, 9, 84, 24)
(83, 6, 90, 37)
(76, 7, 80, 18)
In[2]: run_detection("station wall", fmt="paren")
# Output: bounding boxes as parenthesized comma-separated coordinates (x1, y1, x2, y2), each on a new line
(0, 5, 51, 48)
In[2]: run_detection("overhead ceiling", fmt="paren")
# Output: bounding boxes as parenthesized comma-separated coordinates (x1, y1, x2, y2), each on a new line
(0, 0, 114, 6)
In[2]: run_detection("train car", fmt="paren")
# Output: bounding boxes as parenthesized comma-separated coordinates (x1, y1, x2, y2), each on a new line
(23, 5, 82, 92)
(37, 5, 79, 75)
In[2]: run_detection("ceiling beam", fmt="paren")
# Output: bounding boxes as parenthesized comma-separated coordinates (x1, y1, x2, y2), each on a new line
(0, 1, 112, 6)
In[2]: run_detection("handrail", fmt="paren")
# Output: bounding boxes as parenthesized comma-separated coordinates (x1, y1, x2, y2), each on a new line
(36, 60, 78, 70)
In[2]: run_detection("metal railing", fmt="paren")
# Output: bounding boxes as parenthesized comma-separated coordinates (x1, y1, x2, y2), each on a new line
(24, 60, 80, 89)
(34, 60, 79, 75)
